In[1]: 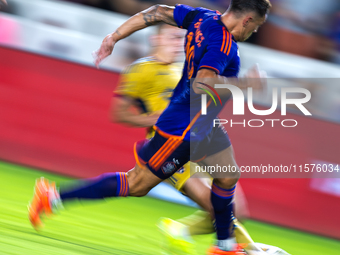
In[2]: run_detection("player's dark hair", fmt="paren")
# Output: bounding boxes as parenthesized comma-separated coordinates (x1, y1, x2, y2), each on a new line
(229, 0, 271, 17)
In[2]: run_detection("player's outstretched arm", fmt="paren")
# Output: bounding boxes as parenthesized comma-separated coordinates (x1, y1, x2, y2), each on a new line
(110, 96, 161, 127)
(93, 4, 176, 67)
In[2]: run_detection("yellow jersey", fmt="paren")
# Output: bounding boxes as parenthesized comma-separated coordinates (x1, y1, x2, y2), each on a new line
(115, 56, 182, 114)
(115, 57, 182, 137)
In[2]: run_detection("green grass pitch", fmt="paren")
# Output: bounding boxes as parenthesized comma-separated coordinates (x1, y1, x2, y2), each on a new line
(0, 161, 339, 255)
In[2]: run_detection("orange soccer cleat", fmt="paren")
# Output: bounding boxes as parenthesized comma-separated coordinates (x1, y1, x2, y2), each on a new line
(28, 177, 57, 230)
(207, 245, 246, 255)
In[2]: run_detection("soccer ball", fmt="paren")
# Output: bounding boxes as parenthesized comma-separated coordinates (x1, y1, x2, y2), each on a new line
(254, 243, 290, 255)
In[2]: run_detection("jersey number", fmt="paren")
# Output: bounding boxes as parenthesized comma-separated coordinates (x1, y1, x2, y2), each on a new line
(185, 32, 195, 80)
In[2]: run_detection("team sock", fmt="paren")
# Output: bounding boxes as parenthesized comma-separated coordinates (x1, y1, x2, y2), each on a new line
(59, 172, 129, 202)
(211, 183, 236, 251)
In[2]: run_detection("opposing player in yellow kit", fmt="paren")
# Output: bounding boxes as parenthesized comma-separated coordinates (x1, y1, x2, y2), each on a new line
(111, 23, 289, 255)
(112, 24, 183, 136)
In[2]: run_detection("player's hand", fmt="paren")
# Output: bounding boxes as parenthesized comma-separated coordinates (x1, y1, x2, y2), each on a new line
(0, 0, 8, 8)
(243, 64, 267, 91)
(92, 33, 117, 68)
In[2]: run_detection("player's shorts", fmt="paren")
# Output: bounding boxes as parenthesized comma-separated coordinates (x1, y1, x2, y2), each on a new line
(190, 124, 231, 163)
(168, 163, 191, 192)
(169, 162, 215, 193)
(135, 125, 231, 180)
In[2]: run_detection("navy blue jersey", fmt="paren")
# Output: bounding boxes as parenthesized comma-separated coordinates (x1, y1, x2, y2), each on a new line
(156, 4, 240, 141)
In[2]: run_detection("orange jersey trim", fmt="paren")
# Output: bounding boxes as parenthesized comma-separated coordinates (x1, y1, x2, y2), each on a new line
(149, 137, 183, 170)
(226, 34, 232, 56)
(220, 28, 232, 56)
(199, 65, 220, 74)
(224, 32, 230, 54)
(220, 28, 226, 52)
(180, 98, 212, 140)
(151, 138, 183, 170)
(155, 99, 212, 140)
(154, 126, 182, 139)
(191, 155, 207, 163)
(149, 138, 176, 167)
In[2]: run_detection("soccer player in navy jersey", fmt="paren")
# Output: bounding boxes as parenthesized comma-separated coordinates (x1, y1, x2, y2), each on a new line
(29, 1, 271, 254)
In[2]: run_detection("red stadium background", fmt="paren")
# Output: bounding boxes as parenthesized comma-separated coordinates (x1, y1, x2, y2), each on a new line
(1, 46, 339, 239)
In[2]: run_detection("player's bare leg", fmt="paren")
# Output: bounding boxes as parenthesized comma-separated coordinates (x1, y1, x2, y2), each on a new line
(126, 164, 163, 196)
(182, 177, 213, 217)
(28, 164, 162, 229)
